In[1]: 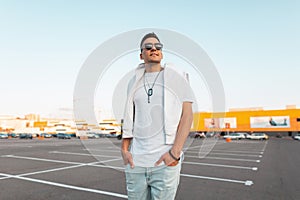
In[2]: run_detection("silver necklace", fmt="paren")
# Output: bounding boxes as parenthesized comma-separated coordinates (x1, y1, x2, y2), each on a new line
(143, 70, 162, 103)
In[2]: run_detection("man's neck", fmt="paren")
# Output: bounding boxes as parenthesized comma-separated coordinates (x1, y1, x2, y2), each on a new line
(144, 63, 162, 72)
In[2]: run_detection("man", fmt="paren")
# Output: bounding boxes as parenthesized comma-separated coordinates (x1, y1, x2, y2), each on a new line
(121, 32, 195, 200)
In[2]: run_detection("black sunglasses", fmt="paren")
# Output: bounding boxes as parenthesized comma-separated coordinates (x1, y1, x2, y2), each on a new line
(142, 43, 163, 51)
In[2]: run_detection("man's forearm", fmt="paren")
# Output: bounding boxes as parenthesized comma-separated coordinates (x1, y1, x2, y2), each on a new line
(171, 102, 193, 158)
(121, 138, 132, 151)
(121, 138, 134, 167)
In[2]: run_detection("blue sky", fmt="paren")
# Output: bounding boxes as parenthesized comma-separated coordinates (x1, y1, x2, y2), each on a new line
(0, 0, 299, 118)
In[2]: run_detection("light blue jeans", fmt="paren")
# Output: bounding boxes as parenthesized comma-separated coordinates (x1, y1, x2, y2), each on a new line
(125, 163, 181, 200)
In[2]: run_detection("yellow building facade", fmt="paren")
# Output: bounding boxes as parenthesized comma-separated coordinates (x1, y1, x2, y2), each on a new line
(193, 108, 300, 134)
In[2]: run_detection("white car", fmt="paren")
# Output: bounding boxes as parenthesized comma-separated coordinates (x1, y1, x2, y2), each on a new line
(86, 133, 100, 139)
(223, 133, 245, 140)
(0, 133, 8, 139)
(40, 133, 52, 138)
(293, 134, 300, 140)
(248, 133, 269, 140)
(243, 133, 251, 139)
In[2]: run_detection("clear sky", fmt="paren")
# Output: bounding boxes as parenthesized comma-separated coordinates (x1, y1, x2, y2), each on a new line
(0, 0, 299, 118)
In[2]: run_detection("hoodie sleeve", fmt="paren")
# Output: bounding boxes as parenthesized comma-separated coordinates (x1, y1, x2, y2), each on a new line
(180, 72, 196, 103)
(168, 68, 195, 104)
(122, 76, 136, 138)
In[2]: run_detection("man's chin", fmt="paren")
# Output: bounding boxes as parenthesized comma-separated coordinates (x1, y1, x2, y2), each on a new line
(148, 60, 161, 64)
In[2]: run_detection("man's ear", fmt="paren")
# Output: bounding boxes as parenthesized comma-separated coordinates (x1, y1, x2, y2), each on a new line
(140, 53, 144, 60)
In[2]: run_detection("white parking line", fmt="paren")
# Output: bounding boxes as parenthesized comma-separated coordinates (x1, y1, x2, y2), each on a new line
(87, 148, 264, 158)
(5, 155, 124, 169)
(184, 145, 204, 150)
(92, 164, 124, 170)
(98, 158, 123, 163)
(183, 161, 258, 171)
(180, 173, 253, 186)
(50, 151, 120, 158)
(0, 156, 104, 178)
(185, 151, 263, 157)
(261, 140, 268, 152)
(0, 176, 9, 180)
(1, 155, 14, 157)
(3, 155, 82, 165)
(185, 155, 260, 162)
(211, 153, 262, 158)
(210, 150, 264, 154)
(19, 164, 90, 177)
(0, 173, 128, 199)
(3, 155, 124, 174)
(83, 149, 120, 153)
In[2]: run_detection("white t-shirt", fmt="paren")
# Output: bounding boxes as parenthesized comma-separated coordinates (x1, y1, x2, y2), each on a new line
(130, 70, 194, 167)
(131, 71, 171, 167)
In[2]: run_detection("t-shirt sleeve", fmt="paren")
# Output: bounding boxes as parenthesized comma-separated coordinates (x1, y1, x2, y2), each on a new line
(177, 72, 196, 103)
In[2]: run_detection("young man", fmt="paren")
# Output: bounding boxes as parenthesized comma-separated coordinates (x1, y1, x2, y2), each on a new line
(121, 32, 195, 200)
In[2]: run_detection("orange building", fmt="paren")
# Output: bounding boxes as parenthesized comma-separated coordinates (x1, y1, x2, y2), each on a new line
(192, 106, 300, 136)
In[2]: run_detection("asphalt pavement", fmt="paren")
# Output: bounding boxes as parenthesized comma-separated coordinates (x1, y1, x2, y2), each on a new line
(0, 137, 299, 200)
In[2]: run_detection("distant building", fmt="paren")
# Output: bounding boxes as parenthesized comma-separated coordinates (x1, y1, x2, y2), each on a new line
(192, 106, 300, 136)
(25, 113, 40, 121)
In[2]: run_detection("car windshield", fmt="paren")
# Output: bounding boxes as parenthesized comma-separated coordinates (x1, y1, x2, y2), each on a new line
(254, 133, 263, 136)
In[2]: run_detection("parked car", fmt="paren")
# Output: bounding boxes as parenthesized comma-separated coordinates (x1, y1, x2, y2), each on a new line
(293, 133, 300, 140)
(86, 133, 100, 139)
(40, 133, 52, 138)
(19, 133, 33, 139)
(223, 133, 245, 140)
(57, 133, 71, 139)
(8, 133, 19, 138)
(104, 133, 117, 138)
(189, 132, 206, 139)
(248, 133, 269, 140)
(91, 133, 120, 139)
(196, 132, 206, 139)
(206, 132, 216, 138)
(0, 133, 9, 139)
(243, 133, 251, 139)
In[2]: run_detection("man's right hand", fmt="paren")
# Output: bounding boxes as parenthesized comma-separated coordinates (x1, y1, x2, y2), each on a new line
(121, 150, 134, 168)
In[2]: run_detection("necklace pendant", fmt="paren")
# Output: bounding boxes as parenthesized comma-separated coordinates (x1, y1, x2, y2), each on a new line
(147, 88, 153, 96)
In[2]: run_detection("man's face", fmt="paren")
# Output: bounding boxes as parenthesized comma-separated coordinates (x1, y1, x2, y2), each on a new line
(140, 37, 163, 64)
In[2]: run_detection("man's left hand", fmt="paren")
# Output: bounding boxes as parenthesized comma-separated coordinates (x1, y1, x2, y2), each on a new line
(155, 151, 179, 166)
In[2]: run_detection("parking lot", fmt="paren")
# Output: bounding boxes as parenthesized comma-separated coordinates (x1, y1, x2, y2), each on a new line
(0, 137, 299, 200)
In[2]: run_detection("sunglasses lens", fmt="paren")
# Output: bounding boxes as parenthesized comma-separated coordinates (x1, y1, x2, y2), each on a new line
(155, 43, 163, 50)
(144, 43, 153, 50)
(143, 43, 163, 51)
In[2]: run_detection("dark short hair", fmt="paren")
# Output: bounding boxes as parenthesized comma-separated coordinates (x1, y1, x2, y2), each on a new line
(140, 32, 160, 50)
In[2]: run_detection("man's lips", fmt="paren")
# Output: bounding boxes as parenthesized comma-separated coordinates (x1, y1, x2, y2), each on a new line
(150, 53, 159, 56)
